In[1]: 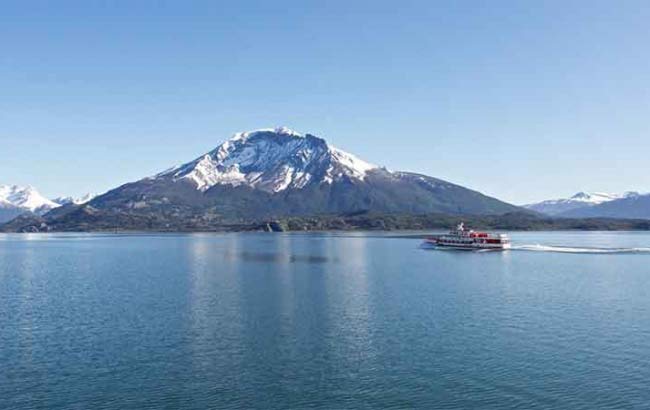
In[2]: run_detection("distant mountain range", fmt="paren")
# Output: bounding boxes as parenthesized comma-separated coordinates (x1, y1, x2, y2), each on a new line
(1, 128, 521, 231)
(524, 191, 650, 219)
(0, 185, 96, 223)
(4, 128, 650, 232)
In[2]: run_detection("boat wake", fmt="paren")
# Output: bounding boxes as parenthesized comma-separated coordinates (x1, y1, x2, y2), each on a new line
(512, 244, 650, 254)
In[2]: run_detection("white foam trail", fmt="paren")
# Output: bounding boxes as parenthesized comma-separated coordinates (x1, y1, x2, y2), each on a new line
(512, 244, 650, 254)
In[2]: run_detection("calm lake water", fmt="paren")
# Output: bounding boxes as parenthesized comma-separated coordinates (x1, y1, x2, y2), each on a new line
(2, 232, 650, 409)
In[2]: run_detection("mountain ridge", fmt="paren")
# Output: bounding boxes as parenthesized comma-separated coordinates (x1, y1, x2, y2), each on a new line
(559, 193, 650, 219)
(524, 191, 640, 216)
(2, 128, 523, 231)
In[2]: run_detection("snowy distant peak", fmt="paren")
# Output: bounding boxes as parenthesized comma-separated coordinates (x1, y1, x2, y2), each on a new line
(161, 128, 378, 193)
(532, 191, 631, 206)
(524, 191, 643, 216)
(569, 191, 623, 204)
(567, 191, 640, 204)
(53, 193, 98, 206)
(0, 184, 59, 213)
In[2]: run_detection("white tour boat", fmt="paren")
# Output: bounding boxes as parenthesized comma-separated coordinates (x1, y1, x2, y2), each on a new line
(424, 223, 511, 250)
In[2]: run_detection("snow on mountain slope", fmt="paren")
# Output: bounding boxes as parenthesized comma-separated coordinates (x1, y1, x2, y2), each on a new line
(564, 192, 633, 204)
(158, 127, 377, 193)
(0, 184, 60, 222)
(53, 193, 98, 206)
(524, 191, 639, 215)
(559, 192, 650, 219)
(0, 185, 60, 213)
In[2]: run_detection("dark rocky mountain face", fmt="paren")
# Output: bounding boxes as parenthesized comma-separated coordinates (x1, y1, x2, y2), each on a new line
(89, 169, 519, 218)
(3, 128, 522, 231)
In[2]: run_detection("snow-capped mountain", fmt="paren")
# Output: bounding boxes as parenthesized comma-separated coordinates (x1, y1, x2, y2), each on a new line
(0, 185, 60, 222)
(3, 128, 522, 231)
(158, 127, 377, 193)
(559, 192, 650, 219)
(0, 184, 60, 212)
(53, 193, 98, 206)
(524, 191, 639, 216)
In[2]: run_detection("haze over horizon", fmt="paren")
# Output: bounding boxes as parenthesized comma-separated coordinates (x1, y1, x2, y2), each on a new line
(2, 1, 649, 204)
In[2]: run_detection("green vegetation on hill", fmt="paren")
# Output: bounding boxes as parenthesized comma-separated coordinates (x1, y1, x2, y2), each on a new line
(2, 209, 649, 233)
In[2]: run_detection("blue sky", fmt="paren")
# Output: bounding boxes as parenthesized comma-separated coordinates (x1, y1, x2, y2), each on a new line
(1, 0, 649, 204)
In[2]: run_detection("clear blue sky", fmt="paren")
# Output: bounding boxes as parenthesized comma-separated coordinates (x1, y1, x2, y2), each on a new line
(1, 0, 649, 204)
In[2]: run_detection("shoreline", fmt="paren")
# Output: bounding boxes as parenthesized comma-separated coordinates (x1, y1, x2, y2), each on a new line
(3, 227, 650, 236)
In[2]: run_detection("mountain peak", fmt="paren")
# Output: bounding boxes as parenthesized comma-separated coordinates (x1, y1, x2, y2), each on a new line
(53, 193, 98, 206)
(159, 128, 377, 193)
(0, 184, 59, 214)
(571, 191, 590, 199)
(568, 192, 620, 203)
(2, 128, 523, 230)
(232, 126, 303, 140)
(524, 190, 646, 216)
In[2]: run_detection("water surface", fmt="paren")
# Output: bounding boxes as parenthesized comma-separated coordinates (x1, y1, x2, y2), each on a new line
(1, 232, 649, 409)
